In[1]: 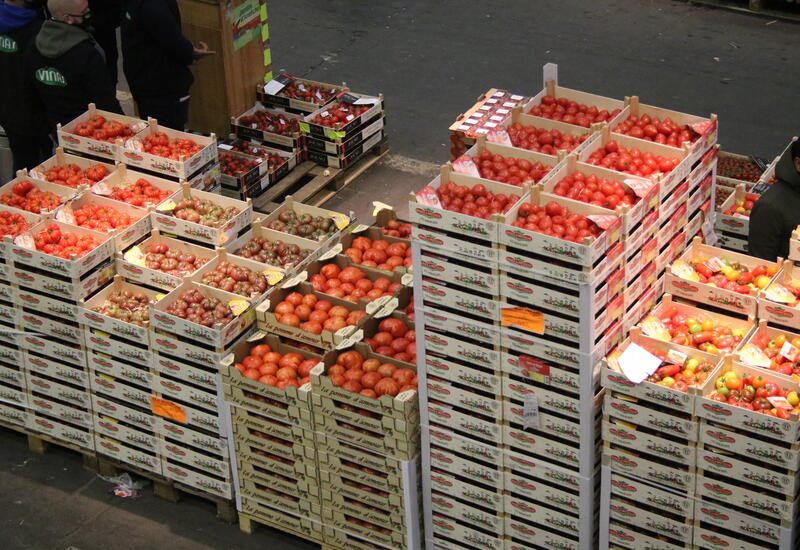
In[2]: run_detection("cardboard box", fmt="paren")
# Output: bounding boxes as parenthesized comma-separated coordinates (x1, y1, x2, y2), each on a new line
(116, 230, 214, 291)
(604, 446, 694, 493)
(412, 224, 497, 269)
(417, 251, 500, 294)
(431, 513, 504, 550)
(95, 434, 162, 474)
(29, 394, 92, 429)
(230, 102, 304, 149)
(315, 413, 419, 460)
(695, 472, 798, 521)
(698, 419, 800, 472)
(89, 163, 181, 209)
(260, 196, 350, 244)
(13, 286, 82, 322)
(258, 75, 345, 114)
(603, 391, 698, 441)
(300, 91, 383, 141)
(23, 352, 88, 388)
(57, 104, 145, 160)
(60, 190, 150, 251)
(84, 327, 153, 366)
(149, 324, 254, 369)
(30, 146, 115, 185)
(150, 184, 252, 247)
(90, 373, 151, 410)
(151, 353, 217, 393)
(239, 496, 324, 540)
(80, 275, 158, 345)
(27, 411, 94, 451)
(92, 394, 156, 432)
(121, 119, 217, 179)
(306, 128, 383, 169)
(93, 414, 159, 453)
(421, 278, 500, 321)
(18, 310, 83, 345)
(86, 350, 153, 388)
(607, 468, 694, 518)
(154, 416, 227, 458)
(425, 353, 502, 395)
(306, 115, 384, 157)
(603, 419, 696, 467)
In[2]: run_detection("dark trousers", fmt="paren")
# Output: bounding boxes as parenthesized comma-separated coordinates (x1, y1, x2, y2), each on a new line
(93, 26, 120, 85)
(136, 96, 190, 131)
(7, 132, 53, 174)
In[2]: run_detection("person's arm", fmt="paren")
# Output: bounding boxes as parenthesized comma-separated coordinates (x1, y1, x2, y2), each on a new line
(748, 201, 783, 261)
(138, 0, 194, 66)
(83, 47, 123, 114)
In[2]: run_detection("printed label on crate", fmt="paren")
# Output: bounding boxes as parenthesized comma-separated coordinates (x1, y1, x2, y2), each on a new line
(151, 397, 186, 424)
(501, 307, 544, 334)
(609, 471, 694, 517)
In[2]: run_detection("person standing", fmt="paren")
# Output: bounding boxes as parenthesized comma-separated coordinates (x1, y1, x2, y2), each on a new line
(0, 0, 51, 172)
(748, 140, 800, 261)
(88, 0, 121, 84)
(25, 0, 121, 131)
(121, 0, 213, 130)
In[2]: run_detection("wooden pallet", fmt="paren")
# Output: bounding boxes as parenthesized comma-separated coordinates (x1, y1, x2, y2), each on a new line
(26, 430, 99, 472)
(688, 0, 800, 22)
(239, 511, 323, 544)
(253, 137, 389, 214)
(95, 455, 238, 523)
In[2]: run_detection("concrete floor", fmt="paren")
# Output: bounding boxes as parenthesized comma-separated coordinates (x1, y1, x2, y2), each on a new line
(3, 1, 800, 549)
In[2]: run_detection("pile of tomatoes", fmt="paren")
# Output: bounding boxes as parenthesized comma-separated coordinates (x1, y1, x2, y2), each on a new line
(381, 219, 411, 239)
(0, 210, 31, 237)
(644, 308, 746, 354)
(436, 182, 520, 219)
(72, 115, 135, 142)
(616, 343, 716, 392)
(73, 203, 134, 232)
(741, 332, 800, 377)
(508, 123, 591, 154)
(33, 223, 100, 259)
(309, 263, 400, 303)
(234, 237, 310, 269)
(614, 114, 697, 147)
(44, 162, 108, 188)
(551, 172, 638, 210)
(91, 290, 150, 326)
(173, 198, 240, 228)
(1, 180, 61, 213)
(165, 287, 234, 328)
(234, 342, 318, 389)
(472, 150, 552, 187)
(143, 242, 209, 275)
(265, 210, 337, 241)
(311, 102, 369, 128)
(326, 349, 417, 398)
(109, 178, 172, 207)
(511, 200, 603, 243)
(527, 95, 622, 127)
(680, 259, 775, 296)
(723, 193, 759, 217)
(344, 236, 411, 272)
(277, 80, 338, 105)
(273, 291, 366, 335)
(585, 141, 682, 178)
(219, 151, 261, 178)
(709, 370, 800, 417)
(238, 109, 300, 135)
(199, 260, 269, 297)
(365, 317, 416, 364)
(142, 132, 203, 160)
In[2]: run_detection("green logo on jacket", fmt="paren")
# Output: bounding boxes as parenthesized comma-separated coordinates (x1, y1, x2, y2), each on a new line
(0, 35, 17, 53)
(35, 67, 67, 87)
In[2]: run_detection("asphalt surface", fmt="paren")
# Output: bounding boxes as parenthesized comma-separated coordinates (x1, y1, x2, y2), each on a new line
(2, 1, 799, 549)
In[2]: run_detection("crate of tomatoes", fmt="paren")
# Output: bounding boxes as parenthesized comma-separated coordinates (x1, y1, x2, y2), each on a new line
(0, 205, 41, 257)
(59, 191, 151, 251)
(299, 91, 383, 142)
(258, 74, 345, 114)
(120, 119, 217, 180)
(57, 103, 145, 160)
(31, 147, 115, 189)
(0, 173, 80, 215)
(91, 164, 180, 209)
(231, 102, 304, 150)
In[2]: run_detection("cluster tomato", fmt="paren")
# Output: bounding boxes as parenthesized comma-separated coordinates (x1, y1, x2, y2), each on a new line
(234, 342, 317, 389)
(265, 210, 336, 241)
(381, 219, 411, 239)
(200, 260, 269, 297)
(277, 80, 338, 104)
(614, 114, 697, 146)
(73, 203, 133, 232)
(142, 132, 203, 160)
(742, 332, 800, 377)
(165, 287, 233, 328)
(404, 301, 415, 322)
(365, 318, 416, 363)
(724, 193, 759, 217)
(718, 156, 762, 182)
(44, 162, 108, 188)
(527, 95, 622, 127)
(437, 182, 520, 219)
(273, 292, 366, 334)
(144, 242, 208, 276)
(512, 201, 603, 243)
(473, 150, 551, 187)
(311, 102, 369, 128)
(326, 349, 417, 398)
(173, 198, 241, 228)
(219, 152, 261, 178)
(2, 180, 61, 213)
(508, 123, 591, 154)
(645, 308, 746, 354)
(33, 223, 100, 259)
(680, 259, 776, 295)
(109, 178, 171, 207)
(552, 171, 637, 210)
(310, 264, 401, 303)
(237, 109, 300, 135)
(344, 236, 411, 271)
(235, 237, 310, 269)
(72, 115, 135, 142)
(585, 141, 681, 177)
(0, 210, 31, 237)
(91, 290, 150, 326)
(710, 370, 800, 417)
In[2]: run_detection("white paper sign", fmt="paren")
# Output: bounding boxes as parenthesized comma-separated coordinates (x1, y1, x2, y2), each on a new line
(618, 343, 661, 384)
(780, 341, 799, 361)
(768, 396, 793, 410)
(522, 394, 540, 429)
(666, 349, 688, 365)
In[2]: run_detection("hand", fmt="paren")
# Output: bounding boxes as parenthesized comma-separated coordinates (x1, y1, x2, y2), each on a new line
(193, 41, 216, 58)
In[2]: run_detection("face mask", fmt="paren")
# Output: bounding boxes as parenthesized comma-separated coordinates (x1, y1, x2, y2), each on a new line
(67, 9, 94, 33)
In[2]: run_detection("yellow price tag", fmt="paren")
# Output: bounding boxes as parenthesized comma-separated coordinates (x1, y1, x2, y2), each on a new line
(263, 270, 284, 286)
(372, 201, 393, 217)
(156, 199, 176, 212)
(329, 212, 350, 230)
(229, 299, 249, 317)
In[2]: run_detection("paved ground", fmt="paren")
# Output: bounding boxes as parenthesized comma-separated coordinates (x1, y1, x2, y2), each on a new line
(2, 1, 799, 549)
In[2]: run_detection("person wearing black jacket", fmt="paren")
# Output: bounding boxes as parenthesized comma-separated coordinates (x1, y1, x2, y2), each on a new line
(0, 0, 51, 172)
(88, 0, 121, 84)
(748, 140, 800, 261)
(121, 0, 213, 130)
(25, 0, 122, 132)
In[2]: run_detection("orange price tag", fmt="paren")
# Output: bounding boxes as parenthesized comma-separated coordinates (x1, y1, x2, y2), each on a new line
(501, 307, 544, 334)
(151, 397, 187, 424)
